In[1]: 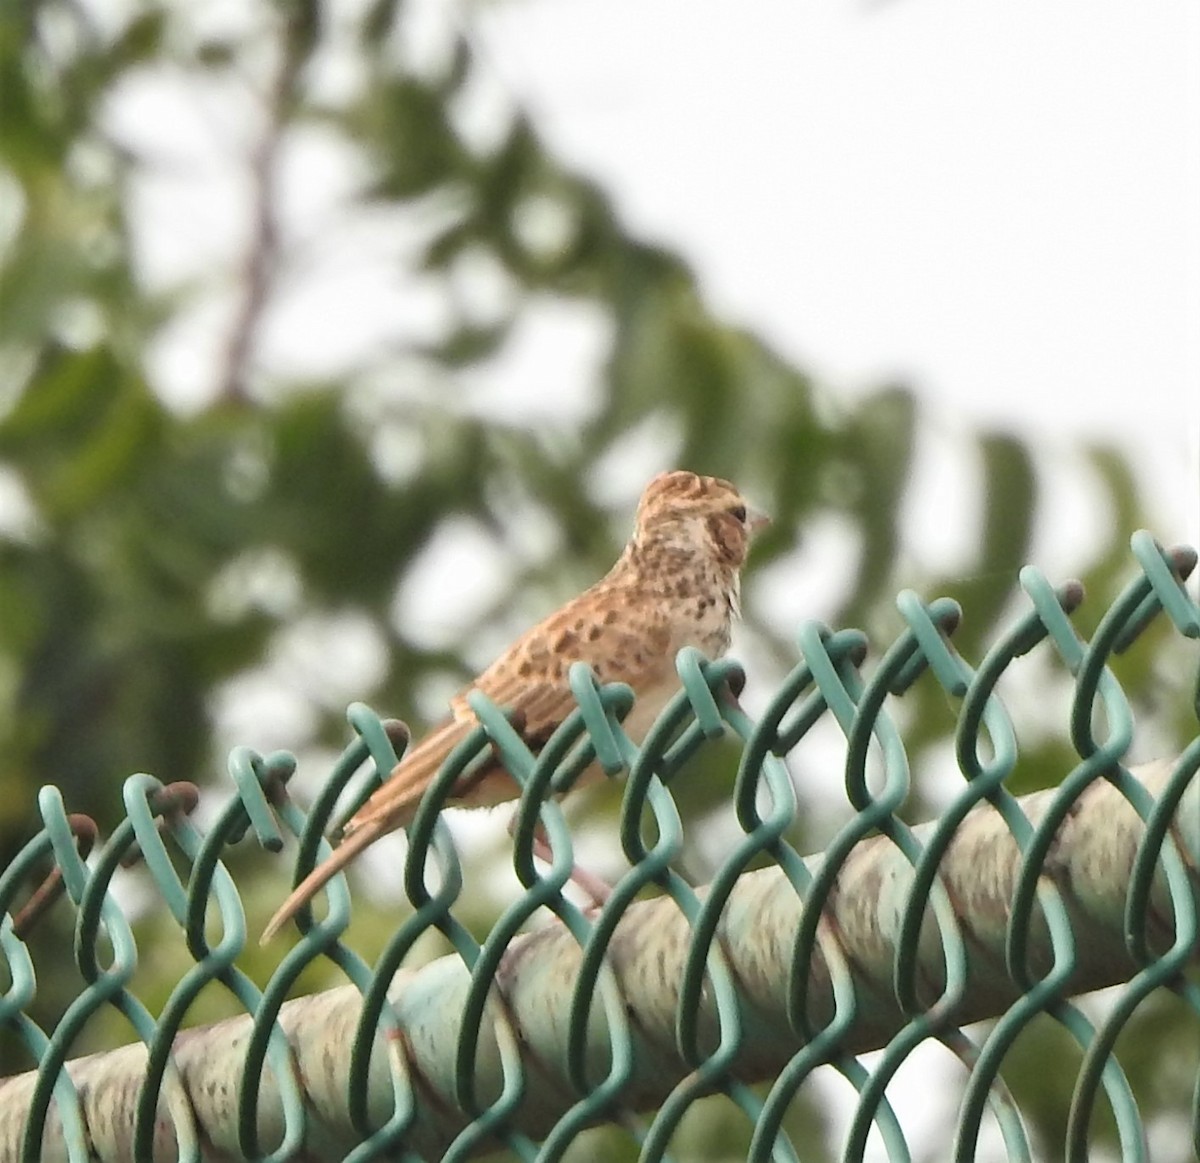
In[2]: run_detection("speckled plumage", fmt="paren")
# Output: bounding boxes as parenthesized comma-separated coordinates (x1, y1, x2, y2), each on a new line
(262, 470, 765, 941)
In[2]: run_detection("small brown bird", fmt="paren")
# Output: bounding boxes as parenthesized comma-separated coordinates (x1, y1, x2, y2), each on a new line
(262, 470, 766, 941)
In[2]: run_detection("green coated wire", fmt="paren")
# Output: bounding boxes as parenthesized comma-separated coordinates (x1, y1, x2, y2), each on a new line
(248, 732, 383, 1158)
(744, 652, 844, 1163)
(1126, 742, 1200, 963)
(0, 831, 69, 1018)
(638, 660, 757, 1159)
(5, 533, 1198, 1163)
(957, 563, 1155, 1161)
(786, 621, 868, 1039)
(1061, 549, 1200, 1161)
(771, 625, 915, 1158)
(840, 599, 979, 1162)
(786, 622, 927, 1163)
(1122, 534, 1199, 646)
(132, 784, 244, 1163)
(26, 780, 171, 1163)
(558, 669, 715, 1151)
(884, 593, 1035, 1161)
(619, 663, 751, 1159)
(346, 821, 461, 1156)
(0, 801, 91, 1163)
(507, 709, 638, 1162)
(335, 705, 423, 1145)
(447, 672, 643, 1162)
(344, 710, 489, 1159)
(171, 752, 312, 1163)
(438, 692, 547, 1162)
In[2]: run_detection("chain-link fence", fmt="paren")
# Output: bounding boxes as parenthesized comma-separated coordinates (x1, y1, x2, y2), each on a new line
(0, 531, 1197, 1162)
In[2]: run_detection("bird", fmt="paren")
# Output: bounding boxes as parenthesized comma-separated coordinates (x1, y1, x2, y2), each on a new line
(261, 469, 767, 942)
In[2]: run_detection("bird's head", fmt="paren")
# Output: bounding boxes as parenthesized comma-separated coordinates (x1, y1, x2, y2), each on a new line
(632, 470, 768, 571)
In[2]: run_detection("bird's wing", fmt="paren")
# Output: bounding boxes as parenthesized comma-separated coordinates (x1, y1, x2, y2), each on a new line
(467, 578, 676, 696)
(344, 584, 676, 835)
(261, 584, 672, 943)
(344, 676, 582, 837)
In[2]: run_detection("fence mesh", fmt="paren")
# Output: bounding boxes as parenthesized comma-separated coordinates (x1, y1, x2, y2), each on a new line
(0, 530, 1198, 1162)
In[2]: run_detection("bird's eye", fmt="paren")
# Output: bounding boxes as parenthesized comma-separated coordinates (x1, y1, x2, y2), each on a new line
(731, 504, 747, 522)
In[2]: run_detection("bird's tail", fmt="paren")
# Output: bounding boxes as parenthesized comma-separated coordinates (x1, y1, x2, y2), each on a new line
(339, 715, 469, 835)
(259, 818, 386, 943)
(260, 716, 474, 944)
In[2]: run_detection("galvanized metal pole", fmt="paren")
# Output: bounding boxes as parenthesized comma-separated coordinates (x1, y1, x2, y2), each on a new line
(0, 759, 1196, 1161)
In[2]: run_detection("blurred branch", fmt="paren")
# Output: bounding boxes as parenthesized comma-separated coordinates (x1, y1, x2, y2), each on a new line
(215, 17, 308, 406)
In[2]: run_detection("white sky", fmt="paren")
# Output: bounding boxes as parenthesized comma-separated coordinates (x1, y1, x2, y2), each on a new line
(133, 0, 1200, 555)
(474, 0, 1200, 544)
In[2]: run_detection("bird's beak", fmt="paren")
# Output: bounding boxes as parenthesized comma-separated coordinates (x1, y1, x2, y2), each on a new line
(746, 505, 770, 532)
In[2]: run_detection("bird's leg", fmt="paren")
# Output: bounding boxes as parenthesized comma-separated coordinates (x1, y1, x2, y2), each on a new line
(549, 838, 614, 907)
(507, 813, 613, 907)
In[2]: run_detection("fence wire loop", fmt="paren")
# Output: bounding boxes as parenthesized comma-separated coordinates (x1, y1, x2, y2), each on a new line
(1, 532, 1198, 1163)
(4, 815, 97, 939)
